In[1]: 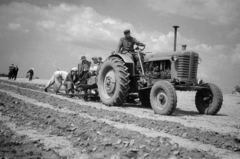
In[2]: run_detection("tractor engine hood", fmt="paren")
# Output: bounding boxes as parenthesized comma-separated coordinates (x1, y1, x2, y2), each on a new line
(144, 50, 199, 62)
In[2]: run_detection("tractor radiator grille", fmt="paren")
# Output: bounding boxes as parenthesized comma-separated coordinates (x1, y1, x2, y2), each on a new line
(177, 53, 198, 80)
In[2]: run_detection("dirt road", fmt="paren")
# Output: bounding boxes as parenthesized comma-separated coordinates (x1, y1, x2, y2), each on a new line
(0, 78, 240, 159)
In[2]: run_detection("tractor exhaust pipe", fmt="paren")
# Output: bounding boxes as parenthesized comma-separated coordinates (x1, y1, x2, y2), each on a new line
(173, 26, 179, 52)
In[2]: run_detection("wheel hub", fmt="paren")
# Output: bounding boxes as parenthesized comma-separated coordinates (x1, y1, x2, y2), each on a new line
(202, 91, 213, 104)
(156, 92, 168, 108)
(104, 70, 116, 95)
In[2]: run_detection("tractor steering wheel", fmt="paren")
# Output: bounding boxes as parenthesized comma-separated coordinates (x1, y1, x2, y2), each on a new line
(135, 44, 145, 52)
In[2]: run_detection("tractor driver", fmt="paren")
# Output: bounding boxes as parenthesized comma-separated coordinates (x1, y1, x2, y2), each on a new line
(115, 29, 145, 72)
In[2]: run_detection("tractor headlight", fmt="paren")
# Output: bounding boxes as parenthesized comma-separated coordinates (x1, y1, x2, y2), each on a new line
(172, 55, 178, 61)
(198, 57, 202, 64)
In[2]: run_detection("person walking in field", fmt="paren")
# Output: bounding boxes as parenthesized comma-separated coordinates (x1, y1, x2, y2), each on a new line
(8, 64, 14, 80)
(44, 70, 68, 93)
(13, 65, 19, 80)
(27, 68, 34, 81)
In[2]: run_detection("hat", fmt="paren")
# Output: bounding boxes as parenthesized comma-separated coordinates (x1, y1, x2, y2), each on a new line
(71, 67, 78, 72)
(98, 57, 102, 60)
(81, 56, 86, 60)
(124, 29, 130, 35)
(31, 68, 34, 71)
(92, 57, 98, 60)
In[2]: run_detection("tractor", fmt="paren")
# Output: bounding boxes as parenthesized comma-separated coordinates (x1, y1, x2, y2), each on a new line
(97, 26, 223, 115)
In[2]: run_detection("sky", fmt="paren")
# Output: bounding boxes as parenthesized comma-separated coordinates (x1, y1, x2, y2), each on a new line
(0, 0, 239, 93)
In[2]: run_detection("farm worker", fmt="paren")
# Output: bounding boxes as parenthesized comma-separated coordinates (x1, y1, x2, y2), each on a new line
(85, 57, 99, 86)
(27, 68, 34, 81)
(44, 70, 68, 93)
(63, 67, 78, 94)
(97, 57, 103, 75)
(89, 57, 99, 76)
(115, 29, 145, 68)
(78, 56, 91, 77)
(12, 65, 19, 80)
(8, 64, 14, 80)
(98, 57, 103, 65)
(83, 57, 100, 101)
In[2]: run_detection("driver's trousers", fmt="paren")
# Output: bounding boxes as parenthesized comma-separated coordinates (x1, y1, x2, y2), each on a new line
(124, 52, 142, 74)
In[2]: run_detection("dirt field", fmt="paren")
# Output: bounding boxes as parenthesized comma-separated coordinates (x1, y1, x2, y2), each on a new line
(0, 77, 240, 159)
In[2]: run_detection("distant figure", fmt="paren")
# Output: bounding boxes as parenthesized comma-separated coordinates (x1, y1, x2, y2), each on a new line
(63, 67, 78, 94)
(13, 65, 19, 80)
(8, 64, 14, 80)
(27, 68, 34, 81)
(235, 85, 240, 94)
(44, 70, 68, 93)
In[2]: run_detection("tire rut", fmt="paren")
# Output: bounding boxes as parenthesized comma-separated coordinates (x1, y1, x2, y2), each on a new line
(1, 83, 240, 158)
(1, 79, 239, 136)
(1, 81, 240, 155)
(0, 118, 65, 159)
(1, 88, 238, 159)
(0, 91, 218, 159)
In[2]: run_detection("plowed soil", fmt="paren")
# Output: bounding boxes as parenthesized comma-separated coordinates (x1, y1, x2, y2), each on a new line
(0, 77, 240, 159)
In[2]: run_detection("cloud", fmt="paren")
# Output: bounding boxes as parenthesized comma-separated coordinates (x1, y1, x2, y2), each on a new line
(145, 0, 240, 26)
(227, 28, 240, 39)
(231, 43, 240, 64)
(141, 31, 199, 53)
(0, 1, 239, 92)
(34, 4, 135, 49)
(8, 23, 21, 30)
(0, 2, 134, 50)
(0, 2, 137, 78)
(37, 21, 55, 29)
(190, 43, 240, 92)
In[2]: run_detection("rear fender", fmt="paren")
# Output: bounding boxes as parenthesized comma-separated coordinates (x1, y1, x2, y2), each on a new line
(109, 54, 135, 76)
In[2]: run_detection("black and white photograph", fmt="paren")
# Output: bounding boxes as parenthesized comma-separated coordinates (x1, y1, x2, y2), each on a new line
(0, 0, 240, 158)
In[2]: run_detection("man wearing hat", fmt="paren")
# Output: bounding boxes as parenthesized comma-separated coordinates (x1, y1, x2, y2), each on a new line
(98, 57, 103, 65)
(115, 29, 145, 70)
(80, 57, 99, 101)
(63, 67, 78, 94)
(78, 56, 91, 78)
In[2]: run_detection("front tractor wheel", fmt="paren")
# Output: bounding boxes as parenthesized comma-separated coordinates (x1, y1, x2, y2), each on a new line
(97, 57, 130, 106)
(150, 81, 177, 115)
(195, 83, 223, 115)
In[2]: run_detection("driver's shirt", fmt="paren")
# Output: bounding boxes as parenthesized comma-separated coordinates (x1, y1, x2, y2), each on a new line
(116, 36, 140, 53)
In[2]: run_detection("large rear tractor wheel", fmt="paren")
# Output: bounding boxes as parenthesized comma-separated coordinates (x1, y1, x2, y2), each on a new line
(195, 83, 223, 115)
(97, 57, 130, 106)
(150, 81, 177, 115)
